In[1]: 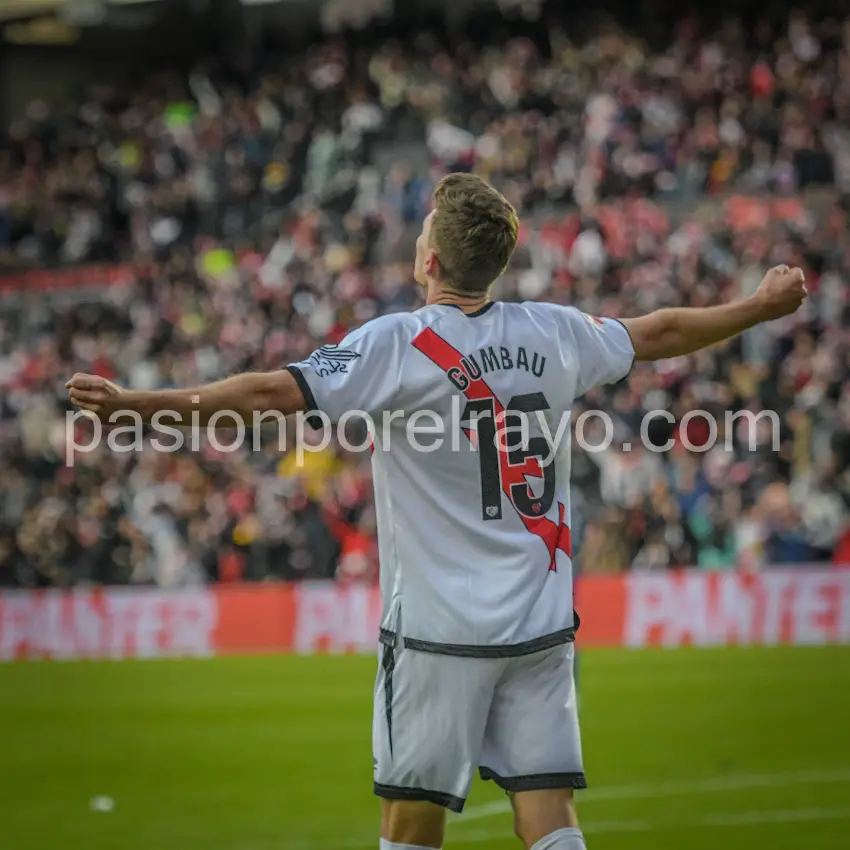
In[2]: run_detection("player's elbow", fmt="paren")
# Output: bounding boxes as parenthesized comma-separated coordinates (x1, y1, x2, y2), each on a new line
(255, 370, 307, 418)
(628, 310, 680, 361)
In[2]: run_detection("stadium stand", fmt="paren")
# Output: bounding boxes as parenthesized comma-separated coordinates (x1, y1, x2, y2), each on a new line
(1, 4, 850, 587)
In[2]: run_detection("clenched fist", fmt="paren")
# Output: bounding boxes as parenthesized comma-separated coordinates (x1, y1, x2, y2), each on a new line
(753, 265, 808, 321)
(66, 373, 125, 420)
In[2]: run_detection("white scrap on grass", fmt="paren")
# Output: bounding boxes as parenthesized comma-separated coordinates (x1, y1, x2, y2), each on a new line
(89, 796, 115, 812)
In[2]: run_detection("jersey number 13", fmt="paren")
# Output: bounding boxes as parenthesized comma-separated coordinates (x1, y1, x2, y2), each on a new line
(460, 391, 556, 522)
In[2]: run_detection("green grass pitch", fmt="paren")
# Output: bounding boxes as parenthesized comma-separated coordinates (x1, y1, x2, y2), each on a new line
(2, 646, 849, 849)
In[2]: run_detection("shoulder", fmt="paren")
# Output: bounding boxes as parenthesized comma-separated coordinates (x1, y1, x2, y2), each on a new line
(520, 302, 605, 331)
(339, 311, 421, 345)
(506, 300, 580, 332)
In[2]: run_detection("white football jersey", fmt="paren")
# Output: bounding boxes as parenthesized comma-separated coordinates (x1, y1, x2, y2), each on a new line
(288, 301, 634, 656)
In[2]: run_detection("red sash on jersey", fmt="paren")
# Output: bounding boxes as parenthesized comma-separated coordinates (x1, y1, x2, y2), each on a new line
(412, 327, 571, 571)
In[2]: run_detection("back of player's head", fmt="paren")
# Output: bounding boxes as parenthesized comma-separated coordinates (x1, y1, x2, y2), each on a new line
(431, 173, 519, 294)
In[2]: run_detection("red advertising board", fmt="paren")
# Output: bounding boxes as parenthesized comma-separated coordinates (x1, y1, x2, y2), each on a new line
(0, 264, 136, 295)
(1, 569, 848, 661)
(623, 569, 850, 647)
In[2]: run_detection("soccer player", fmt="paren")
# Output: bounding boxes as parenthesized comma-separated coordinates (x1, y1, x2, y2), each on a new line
(67, 174, 807, 850)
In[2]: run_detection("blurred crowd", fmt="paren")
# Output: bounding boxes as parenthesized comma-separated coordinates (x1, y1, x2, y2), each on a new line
(4, 6, 850, 269)
(1, 5, 850, 588)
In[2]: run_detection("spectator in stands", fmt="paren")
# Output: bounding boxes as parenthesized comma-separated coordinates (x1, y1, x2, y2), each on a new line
(1, 4, 849, 584)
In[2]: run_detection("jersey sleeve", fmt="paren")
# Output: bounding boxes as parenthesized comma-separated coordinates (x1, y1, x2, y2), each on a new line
(551, 306, 635, 395)
(285, 314, 406, 423)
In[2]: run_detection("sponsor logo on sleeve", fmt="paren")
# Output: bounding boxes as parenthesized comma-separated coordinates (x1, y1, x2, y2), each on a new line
(582, 313, 605, 327)
(310, 345, 361, 377)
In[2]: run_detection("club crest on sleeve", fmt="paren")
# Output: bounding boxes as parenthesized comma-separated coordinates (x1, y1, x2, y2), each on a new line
(310, 344, 362, 377)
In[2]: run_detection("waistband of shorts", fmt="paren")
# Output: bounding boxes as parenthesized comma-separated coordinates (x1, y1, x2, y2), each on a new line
(379, 615, 579, 658)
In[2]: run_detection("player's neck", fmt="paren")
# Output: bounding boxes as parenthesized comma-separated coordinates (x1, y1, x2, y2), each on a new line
(427, 283, 490, 315)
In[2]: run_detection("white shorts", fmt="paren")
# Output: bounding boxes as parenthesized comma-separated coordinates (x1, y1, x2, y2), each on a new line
(372, 635, 585, 813)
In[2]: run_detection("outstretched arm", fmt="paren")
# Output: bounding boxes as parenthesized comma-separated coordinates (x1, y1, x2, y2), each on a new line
(621, 265, 807, 361)
(68, 313, 406, 428)
(66, 370, 307, 425)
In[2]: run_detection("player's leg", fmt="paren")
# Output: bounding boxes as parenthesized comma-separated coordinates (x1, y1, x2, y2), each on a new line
(373, 634, 500, 848)
(378, 800, 445, 849)
(510, 792, 584, 849)
(479, 642, 587, 849)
